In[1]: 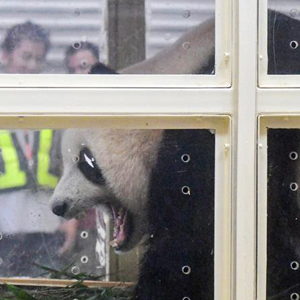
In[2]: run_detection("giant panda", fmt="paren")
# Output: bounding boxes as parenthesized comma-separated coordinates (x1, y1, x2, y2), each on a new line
(50, 18, 215, 300)
(50, 128, 215, 299)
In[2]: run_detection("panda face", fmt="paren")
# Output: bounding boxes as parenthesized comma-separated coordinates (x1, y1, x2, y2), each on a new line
(50, 128, 163, 252)
(76, 146, 134, 251)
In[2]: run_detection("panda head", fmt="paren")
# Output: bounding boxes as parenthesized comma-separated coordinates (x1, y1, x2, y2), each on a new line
(50, 128, 163, 252)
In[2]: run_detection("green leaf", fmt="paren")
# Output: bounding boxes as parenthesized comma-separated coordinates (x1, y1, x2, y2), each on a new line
(31, 261, 74, 279)
(85, 295, 101, 300)
(6, 284, 37, 300)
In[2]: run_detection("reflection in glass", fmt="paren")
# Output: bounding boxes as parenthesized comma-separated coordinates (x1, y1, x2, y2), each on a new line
(268, 2, 300, 74)
(0, 0, 215, 75)
(0, 128, 215, 300)
(0, 129, 108, 278)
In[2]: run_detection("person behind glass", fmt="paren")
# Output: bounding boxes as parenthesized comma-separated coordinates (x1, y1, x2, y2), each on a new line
(0, 21, 76, 277)
(65, 41, 99, 74)
(1, 21, 49, 74)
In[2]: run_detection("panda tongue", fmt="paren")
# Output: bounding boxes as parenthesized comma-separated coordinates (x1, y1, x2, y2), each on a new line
(110, 207, 126, 248)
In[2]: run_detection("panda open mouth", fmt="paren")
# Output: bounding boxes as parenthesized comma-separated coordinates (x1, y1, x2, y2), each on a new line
(109, 205, 131, 250)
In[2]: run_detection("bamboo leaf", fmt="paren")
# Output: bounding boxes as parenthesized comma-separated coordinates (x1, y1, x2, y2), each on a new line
(85, 295, 101, 300)
(6, 284, 37, 300)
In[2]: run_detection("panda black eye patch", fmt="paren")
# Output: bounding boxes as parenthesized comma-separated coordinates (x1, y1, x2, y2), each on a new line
(78, 147, 105, 186)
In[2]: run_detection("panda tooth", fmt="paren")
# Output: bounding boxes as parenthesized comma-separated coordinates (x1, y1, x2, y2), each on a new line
(110, 240, 119, 248)
(116, 217, 122, 226)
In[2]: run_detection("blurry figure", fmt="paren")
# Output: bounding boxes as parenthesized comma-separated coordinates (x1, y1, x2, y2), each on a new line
(1, 21, 50, 74)
(65, 42, 99, 74)
(0, 22, 76, 277)
(0, 129, 65, 277)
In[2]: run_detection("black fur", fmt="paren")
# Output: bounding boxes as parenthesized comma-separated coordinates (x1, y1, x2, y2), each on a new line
(267, 130, 300, 298)
(90, 62, 118, 74)
(135, 130, 215, 300)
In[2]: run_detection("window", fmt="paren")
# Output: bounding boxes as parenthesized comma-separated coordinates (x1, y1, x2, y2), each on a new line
(0, 117, 231, 300)
(5, 0, 294, 300)
(0, 0, 230, 87)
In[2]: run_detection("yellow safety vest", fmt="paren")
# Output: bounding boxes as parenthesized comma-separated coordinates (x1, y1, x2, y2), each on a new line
(0, 129, 59, 191)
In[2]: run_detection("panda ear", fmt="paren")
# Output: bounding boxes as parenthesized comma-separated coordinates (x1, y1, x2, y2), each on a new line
(90, 62, 118, 74)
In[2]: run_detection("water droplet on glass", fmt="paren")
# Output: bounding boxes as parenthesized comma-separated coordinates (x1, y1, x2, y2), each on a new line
(182, 265, 191, 274)
(72, 156, 79, 163)
(74, 9, 80, 17)
(290, 40, 299, 50)
(181, 154, 190, 163)
(290, 151, 299, 160)
(291, 293, 300, 300)
(290, 182, 299, 192)
(182, 42, 191, 50)
(81, 231, 89, 239)
(182, 10, 191, 18)
(71, 266, 80, 275)
(81, 256, 89, 264)
(81, 60, 87, 67)
(73, 42, 81, 50)
(290, 261, 300, 270)
(290, 9, 299, 18)
(182, 186, 191, 195)
(164, 33, 172, 41)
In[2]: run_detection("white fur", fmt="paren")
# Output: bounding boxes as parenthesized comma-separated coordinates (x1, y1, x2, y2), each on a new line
(50, 129, 163, 250)
(121, 18, 215, 74)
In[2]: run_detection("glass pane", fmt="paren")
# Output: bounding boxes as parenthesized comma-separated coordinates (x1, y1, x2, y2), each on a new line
(267, 129, 300, 298)
(268, 2, 300, 74)
(0, 128, 215, 299)
(0, 0, 215, 75)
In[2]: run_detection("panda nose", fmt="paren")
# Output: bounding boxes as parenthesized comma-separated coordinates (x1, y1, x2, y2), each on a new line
(52, 202, 69, 217)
